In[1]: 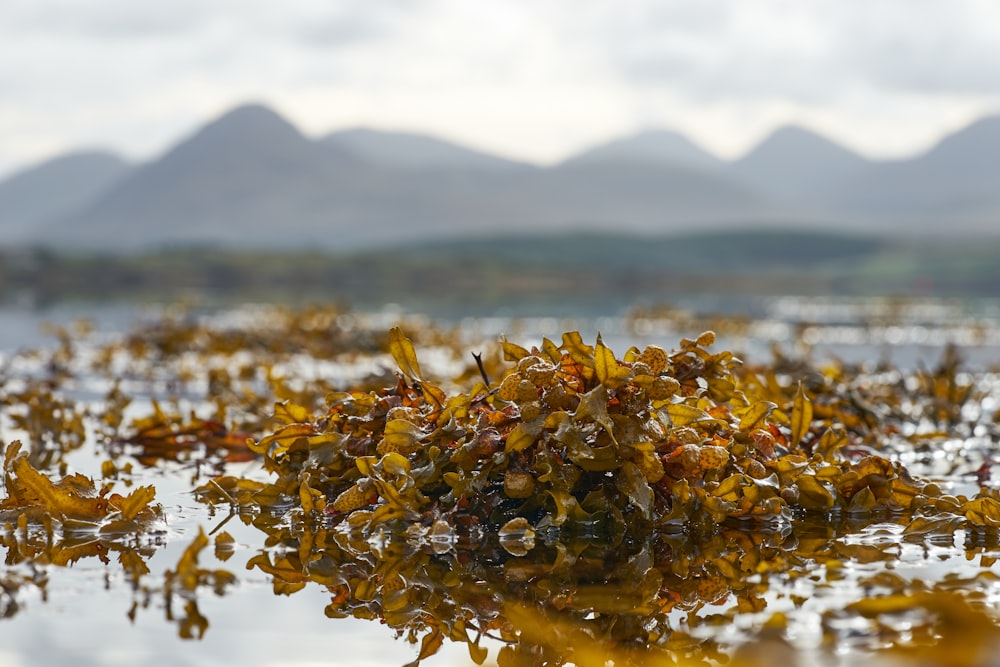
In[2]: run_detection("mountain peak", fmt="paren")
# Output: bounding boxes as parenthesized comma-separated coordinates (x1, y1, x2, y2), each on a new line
(192, 103, 304, 145)
(730, 125, 869, 202)
(0, 150, 131, 242)
(740, 124, 865, 166)
(153, 102, 325, 172)
(919, 114, 1000, 169)
(322, 127, 525, 170)
(562, 129, 720, 170)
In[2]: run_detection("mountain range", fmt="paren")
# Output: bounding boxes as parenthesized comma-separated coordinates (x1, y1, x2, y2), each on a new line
(1, 103, 998, 252)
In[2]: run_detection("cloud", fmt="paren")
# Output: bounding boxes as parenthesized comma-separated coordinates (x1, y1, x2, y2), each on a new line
(837, 0, 1000, 95)
(3, 0, 210, 39)
(591, 0, 1000, 100)
(2, 0, 1000, 176)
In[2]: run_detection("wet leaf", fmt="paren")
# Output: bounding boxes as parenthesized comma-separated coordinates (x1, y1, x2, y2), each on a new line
(498, 335, 530, 362)
(6, 454, 108, 520)
(214, 532, 236, 562)
(738, 401, 777, 432)
(617, 461, 653, 518)
(789, 382, 813, 449)
(664, 402, 713, 426)
(389, 326, 422, 381)
(795, 475, 834, 511)
(467, 641, 489, 665)
(505, 417, 545, 452)
(112, 485, 157, 521)
(594, 335, 631, 390)
(174, 527, 209, 592)
(299, 477, 325, 513)
(403, 628, 444, 667)
(561, 331, 594, 369)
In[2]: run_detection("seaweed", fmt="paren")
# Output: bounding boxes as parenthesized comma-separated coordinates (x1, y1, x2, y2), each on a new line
(1, 303, 999, 665)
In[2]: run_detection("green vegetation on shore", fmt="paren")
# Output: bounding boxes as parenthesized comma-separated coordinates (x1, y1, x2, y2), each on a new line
(2, 230, 998, 308)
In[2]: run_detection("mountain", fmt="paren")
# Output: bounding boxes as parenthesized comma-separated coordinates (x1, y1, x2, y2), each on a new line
(919, 115, 1000, 176)
(12, 105, 1000, 252)
(323, 128, 526, 171)
(562, 129, 721, 171)
(521, 160, 780, 230)
(30, 103, 789, 251)
(728, 125, 872, 206)
(0, 150, 130, 243)
(825, 115, 1000, 230)
(41, 104, 378, 249)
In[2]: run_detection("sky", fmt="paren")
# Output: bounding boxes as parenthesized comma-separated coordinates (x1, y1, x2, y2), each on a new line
(3, 0, 1000, 177)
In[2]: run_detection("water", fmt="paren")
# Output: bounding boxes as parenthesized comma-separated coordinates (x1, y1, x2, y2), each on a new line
(0, 301, 484, 666)
(2, 297, 1000, 667)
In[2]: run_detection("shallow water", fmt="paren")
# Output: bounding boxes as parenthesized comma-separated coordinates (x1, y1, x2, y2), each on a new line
(2, 297, 1000, 666)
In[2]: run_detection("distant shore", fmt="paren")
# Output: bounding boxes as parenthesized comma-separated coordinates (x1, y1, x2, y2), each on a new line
(3, 230, 998, 311)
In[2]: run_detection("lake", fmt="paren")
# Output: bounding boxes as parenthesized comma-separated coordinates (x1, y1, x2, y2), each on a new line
(2, 296, 1000, 667)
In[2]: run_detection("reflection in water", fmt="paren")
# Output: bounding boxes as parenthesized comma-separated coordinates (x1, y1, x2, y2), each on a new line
(1, 300, 1000, 666)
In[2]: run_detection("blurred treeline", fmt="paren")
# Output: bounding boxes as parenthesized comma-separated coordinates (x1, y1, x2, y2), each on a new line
(2, 230, 998, 312)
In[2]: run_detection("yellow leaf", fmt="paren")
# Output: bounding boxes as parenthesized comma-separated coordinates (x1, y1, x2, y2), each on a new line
(389, 326, 422, 380)
(847, 593, 923, 617)
(594, 335, 631, 390)
(498, 334, 529, 362)
(119, 549, 150, 582)
(250, 423, 318, 455)
(3, 440, 22, 471)
(796, 475, 834, 511)
(962, 497, 1000, 526)
(814, 427, 848, 461)
(561, 331, 594, 368)
(214, 532, 236, 562)
(664, 402, 713, 426)
(115, 485, 157, 520)
(738, 401, 777, 432)
(404, 628, 444, 667)
(377, 419, 425, 455)
(351, 456, 377, 479)
(299, 477, 325, 513)
(712, 473, 745, 501)
(467, 642, 488, 666)
(637, 345, 668, 374)
(790, 382, 813, 449)
(541, 337, 561, 364)
(379, 452, 412, 476)
(11, 455, 106, 520)
(505, 418, 544, 452)
(273, 401, 312, 424)
(175, 527, 209, 592)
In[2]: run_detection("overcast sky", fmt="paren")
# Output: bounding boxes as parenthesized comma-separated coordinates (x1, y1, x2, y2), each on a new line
(3, 0, 1000, 177)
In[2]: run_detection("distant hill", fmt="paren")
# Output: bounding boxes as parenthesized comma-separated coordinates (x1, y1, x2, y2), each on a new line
(323, 128, 527, 171)
(826, 115, 1000, 231)
(0, 151, 131, 243)
(42, 104, 377, 249)
(727, 125, 872, 206)
(560, 129, 722, 171)
(3, 104, 1000, 253)
(528, 160, 782, 230)
(28, 104, 788, 251)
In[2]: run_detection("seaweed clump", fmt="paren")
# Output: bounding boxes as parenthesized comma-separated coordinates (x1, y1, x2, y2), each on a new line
(215, 327, 959, 538)
(191, 325, 1000, 666)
